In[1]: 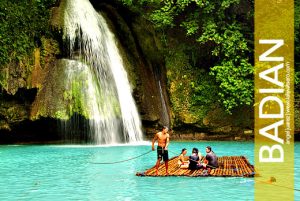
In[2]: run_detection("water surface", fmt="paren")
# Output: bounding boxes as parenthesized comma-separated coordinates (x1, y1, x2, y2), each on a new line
(0, 141, 299, 201)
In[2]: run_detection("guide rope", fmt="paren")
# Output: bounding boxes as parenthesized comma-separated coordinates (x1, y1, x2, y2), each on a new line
(91, 150, 152, 164)
(170, 149, 300, 191)
(255, 179, 300, 192)
(90, 147, 179, 165)
(91, 148, 300, 192)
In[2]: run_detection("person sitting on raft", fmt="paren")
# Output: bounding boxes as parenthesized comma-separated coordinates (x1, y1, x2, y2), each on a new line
(178, 148, 189, 168)
(188, 148, 202, 170)
(203, 146, 218, 169)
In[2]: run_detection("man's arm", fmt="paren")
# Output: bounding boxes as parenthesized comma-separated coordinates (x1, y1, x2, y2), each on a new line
(164, 134, 170, 150)
(152, 133, 158, 151)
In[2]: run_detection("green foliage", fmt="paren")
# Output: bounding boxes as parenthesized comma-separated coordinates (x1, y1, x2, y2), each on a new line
(120, 0, 254, 113)
(198, 20, 253, 112)
(210, 59, 253, 112)
(166, 45, 218, 123)
(40, 37, 60, 67)
(63, 80, 89, 119)
(296, 71, 300, 91)
(190, 71, 219, 109)
(0, 0, 56, 69)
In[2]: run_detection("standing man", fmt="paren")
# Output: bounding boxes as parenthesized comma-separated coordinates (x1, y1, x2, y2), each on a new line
(152, 126, 170, 175)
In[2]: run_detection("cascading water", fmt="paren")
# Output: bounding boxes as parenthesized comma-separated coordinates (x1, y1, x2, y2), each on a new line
(153, 63, 170, 128)
(61, 0, 143, 144)
(158, 81, 170, 127)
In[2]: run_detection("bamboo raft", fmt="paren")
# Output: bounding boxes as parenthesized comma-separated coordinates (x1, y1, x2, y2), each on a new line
(136, 156, 255, 177)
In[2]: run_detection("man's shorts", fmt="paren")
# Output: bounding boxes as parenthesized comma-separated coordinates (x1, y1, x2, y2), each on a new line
(157, 146, 169, 161)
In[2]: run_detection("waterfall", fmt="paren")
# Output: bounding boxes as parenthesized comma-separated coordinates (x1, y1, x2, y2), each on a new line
(61, 0, 143, 144)
(158, 81, 170, 127)
(153, 63, 170, 128)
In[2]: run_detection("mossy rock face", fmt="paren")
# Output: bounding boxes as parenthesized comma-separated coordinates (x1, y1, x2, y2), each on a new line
(0, 98, 29, 131)
(0, 104, 27, 122)
(30, 59, 66, 120)
(164, 38, 254, 133)
(204, 105, 253, 133)
(131, 17, 163, 63)
(0, 8, 61, 133)
(166, 42, 218, 127)
(0, 37, 60, 95)
(30, 59, 122, 120)
(1, 59, 33, 95)
(40, 37, 60, 68)
(0, 0, 59, 92)
(30, 58, 86, 120)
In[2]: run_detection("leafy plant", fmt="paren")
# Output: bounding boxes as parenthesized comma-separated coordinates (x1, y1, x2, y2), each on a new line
(119, 0, 254, 113)
(0, 0, 56, 81)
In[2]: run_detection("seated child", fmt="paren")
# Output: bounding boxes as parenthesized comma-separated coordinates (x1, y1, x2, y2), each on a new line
(178, 148, 189, 168)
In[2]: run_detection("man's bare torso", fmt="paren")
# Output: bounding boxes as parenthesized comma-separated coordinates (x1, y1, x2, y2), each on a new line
(157, 132, 169, 147)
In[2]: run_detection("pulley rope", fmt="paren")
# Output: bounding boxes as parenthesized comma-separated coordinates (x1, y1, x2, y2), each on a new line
(91, 150, 152, 164)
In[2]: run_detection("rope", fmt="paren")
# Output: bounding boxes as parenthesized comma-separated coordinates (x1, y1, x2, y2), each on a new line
(90, 150, 152, 165)
(91, 147, 299, 191)
(169, 149, 179, 156)
(138, 150, 300, 191)
(256, 179, 300, 192)
(91, 148, 177, 165)
(90, 147, 300, 192)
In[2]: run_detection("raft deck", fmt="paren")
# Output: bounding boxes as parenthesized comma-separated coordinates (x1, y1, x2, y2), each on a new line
(136, 156, 255, 177)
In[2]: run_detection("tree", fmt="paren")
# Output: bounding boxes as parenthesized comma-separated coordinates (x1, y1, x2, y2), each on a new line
(120, 0, 254, 113)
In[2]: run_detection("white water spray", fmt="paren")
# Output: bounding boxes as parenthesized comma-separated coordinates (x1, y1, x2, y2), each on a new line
(62, 0, 143, 144)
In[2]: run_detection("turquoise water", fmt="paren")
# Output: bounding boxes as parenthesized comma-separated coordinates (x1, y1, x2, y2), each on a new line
(0, 141, 299, 201)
